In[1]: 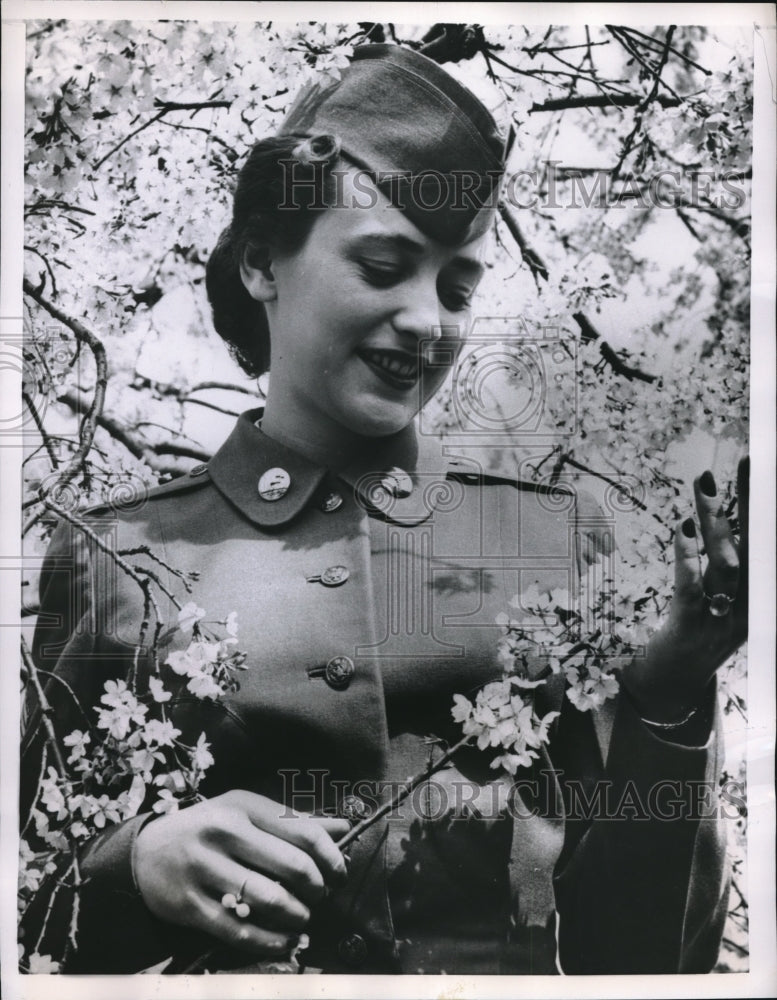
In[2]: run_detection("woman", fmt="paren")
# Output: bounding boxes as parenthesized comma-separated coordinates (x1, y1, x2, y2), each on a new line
(21, 43, 747, 975)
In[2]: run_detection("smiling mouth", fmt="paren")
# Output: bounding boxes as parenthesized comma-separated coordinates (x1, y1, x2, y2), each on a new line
(358, 348, 420, 388)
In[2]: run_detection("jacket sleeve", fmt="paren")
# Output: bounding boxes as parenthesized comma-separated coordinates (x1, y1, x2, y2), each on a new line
(552, 682, 730, 974)
(20, 517, 186, 973)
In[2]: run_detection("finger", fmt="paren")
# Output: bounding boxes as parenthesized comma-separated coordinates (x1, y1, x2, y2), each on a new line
(694, 470, 739, 598)
(194, 895, 298, 957)
(314, 815, 352, 841)
(227, 792, 349, 886)
(204, 860, 311, 932)
(736, 456, 749, 613)
(219, 820, 331, 905)
(673, 517, 703, 606)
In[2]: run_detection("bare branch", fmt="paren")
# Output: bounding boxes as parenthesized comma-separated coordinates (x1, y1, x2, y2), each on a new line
(606, 25, 682, 101)
(25, 245, 59, 297)
(23, 390, 60, 469)
(598, 342, 658, 384)
(42, 499, 172, 681)
(58, 388, 143, 460)
(58, 389, 211, 466)
(529, 93, 681, 113)
(572, 312, 657, 384)
(498, 202, 549, 282)
(20, 636, 83, 966)
(92, 98, 232, 171)
(495, 206, 657, 384)
(153, 99, 232, 112)
(554, 454, 649, 512)
(23, 279, 109, 502)
(615, 25, 712, 76)
(92, 109, 167, 170)
(612, 26, 677, 180)
(190, 380, 259, 396)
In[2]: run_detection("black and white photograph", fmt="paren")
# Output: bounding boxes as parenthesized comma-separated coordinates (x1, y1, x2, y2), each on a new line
(1, 3, 775, 998)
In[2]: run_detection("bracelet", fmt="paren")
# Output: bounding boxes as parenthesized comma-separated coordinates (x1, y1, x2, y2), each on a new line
(640, 705, 699, 730)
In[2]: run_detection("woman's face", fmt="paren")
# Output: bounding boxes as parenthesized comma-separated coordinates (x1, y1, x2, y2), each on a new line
(245, 170, 490, 443)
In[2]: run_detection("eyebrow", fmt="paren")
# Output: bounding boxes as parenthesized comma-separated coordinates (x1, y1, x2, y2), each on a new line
(345, 233, 485, 277)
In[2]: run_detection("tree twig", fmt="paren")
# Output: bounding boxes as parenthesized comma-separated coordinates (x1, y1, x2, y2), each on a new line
(572, 313, 657, 384)
(58, 388, 212, 466)
(615, 25, 712, 76)
(23, 280, 108, 511)
(337, 733, 473, 850)
(20, 635, 83, 966)
(612, 26, 677, 180)
(554, 454, 649, 512)
(23, 390, 60, 469)
(529, 93, 681, 113)
(498, 203, 549, 282)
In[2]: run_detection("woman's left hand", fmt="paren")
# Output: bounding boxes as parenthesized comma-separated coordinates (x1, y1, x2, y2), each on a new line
(623, 458, 748, 724)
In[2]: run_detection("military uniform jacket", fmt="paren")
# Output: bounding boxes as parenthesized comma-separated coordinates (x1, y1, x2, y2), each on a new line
(22, 410, 730, 975)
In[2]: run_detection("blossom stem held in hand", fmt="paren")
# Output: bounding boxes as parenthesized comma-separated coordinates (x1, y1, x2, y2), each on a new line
(335, 733, 474, 851)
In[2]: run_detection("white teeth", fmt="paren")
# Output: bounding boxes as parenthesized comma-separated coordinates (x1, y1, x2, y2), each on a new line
(364, 350, 417, 379)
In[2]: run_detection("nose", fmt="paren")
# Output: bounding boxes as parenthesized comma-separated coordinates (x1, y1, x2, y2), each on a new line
(391, 274, 444, 344)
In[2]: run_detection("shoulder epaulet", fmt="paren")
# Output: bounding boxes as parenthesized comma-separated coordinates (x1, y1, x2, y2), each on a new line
(446, 462, 574, 496)
(144, 463, 212, 500)
(80, 464, 212, 518)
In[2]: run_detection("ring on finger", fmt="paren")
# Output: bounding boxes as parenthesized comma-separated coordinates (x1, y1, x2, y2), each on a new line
(704, 592, 735, 617)
(221, 879, 251, 919)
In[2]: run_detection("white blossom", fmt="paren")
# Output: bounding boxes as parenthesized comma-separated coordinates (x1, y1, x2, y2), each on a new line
(177, 601, 206, 633)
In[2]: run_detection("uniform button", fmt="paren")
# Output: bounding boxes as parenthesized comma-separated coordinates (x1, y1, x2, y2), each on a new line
(381, 466, 413, 498)
(321, 565, 349, 587)
(325, 655, 354, 690)
(341, 794, 369, 824)
(306, 565, 350, 587)
(338, 932, 367, 967)
(257, 467, 291, 501)
(189, 463, 208, 477)
(320, 491, 344, 513)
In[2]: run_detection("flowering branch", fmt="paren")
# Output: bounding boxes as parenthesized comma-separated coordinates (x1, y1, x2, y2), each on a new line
(20, 636, 83, 969)
(336, 733, 473, 850)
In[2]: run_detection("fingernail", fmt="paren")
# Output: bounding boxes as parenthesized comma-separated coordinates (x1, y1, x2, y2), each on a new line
(699, 471, 716, 497)
(681, 517, 696, 538)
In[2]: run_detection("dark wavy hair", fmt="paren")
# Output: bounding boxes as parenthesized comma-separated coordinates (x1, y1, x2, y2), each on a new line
(205, 135, 340, 378)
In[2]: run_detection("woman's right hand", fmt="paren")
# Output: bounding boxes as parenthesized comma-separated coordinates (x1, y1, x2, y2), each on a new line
(133, 789, 350, 956)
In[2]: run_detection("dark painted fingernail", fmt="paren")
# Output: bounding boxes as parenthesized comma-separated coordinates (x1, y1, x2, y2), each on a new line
(681, 518, 696, 538)
(699, 471, 716, 497)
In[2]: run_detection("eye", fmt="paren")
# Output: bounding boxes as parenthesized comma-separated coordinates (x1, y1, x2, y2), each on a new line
(438, 282, 475, 312)
(358, 260, 405, 287)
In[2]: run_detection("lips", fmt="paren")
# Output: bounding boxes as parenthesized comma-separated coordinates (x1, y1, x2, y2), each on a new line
(357, 347, 420, 389)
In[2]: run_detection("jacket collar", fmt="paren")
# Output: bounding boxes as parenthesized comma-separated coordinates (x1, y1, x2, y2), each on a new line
(208, 409, 452, 528)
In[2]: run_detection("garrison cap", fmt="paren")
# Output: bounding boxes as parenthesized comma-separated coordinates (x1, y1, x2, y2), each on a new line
(279, 43, 509, 245)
